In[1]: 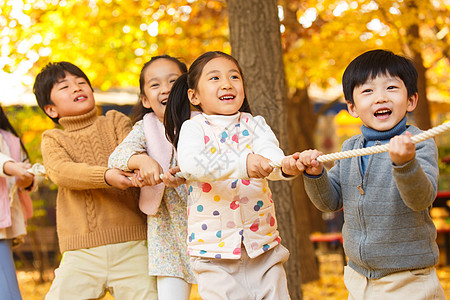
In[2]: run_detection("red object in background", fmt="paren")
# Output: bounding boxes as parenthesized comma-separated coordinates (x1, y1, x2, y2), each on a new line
(436, 191, 450, 201)
(434, 191, 450, 265)
(441, 156, 450, 164)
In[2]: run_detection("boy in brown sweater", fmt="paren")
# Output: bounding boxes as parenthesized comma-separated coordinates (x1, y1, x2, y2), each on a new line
(33, 62, 157, 299)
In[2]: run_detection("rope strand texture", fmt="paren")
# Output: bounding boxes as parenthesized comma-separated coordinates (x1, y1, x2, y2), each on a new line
(316, 121, 450, 163)
(159, 121, 450, 178)
(27, 163, 46, 176)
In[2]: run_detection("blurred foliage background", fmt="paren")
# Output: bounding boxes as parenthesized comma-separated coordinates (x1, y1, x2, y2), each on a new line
(2, 0, 449, 158)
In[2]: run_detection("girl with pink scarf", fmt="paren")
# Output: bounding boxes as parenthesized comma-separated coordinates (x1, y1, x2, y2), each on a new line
(0, 104, 34, 300)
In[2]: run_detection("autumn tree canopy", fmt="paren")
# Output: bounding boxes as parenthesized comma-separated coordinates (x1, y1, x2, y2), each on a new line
(281, 0, 449, 130)
(1, 0, 229, 91)
(2, 0, 449, 105)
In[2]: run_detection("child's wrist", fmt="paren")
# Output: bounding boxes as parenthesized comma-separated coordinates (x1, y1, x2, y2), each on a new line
(3, 160, 17, 176)
(23, 180, 35, 191)
(104, 169, 112, 186)
(304, 168, 324, 178)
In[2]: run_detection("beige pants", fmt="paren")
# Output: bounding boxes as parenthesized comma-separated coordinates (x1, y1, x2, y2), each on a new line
(45, 240, 157, 300)
(344, 265, 445, 300)
(191, 244, 291, 300)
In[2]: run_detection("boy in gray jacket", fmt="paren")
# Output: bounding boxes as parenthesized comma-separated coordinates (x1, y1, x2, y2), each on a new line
(282, 49, 445, 299)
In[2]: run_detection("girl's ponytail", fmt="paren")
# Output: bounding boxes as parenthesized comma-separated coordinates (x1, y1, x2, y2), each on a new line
(164, 73, 191, 148)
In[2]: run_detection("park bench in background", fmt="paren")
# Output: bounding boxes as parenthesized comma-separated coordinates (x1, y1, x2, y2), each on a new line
(433, 191, 450, 265)
(309, 232, 346, 269)
(13, 226, 58, 282)
(310, 190, 450, 269)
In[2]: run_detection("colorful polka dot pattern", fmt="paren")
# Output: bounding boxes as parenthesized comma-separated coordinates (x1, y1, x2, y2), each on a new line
(187, 177, 280, 259)
(202, 120, 252, 159)
(186, 113, 281, 259)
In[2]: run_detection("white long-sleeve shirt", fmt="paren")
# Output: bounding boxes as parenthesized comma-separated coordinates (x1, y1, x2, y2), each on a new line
(178, 112, 290, 259)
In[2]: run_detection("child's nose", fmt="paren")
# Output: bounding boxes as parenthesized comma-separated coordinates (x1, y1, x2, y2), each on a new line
(375, 91, 388, 103)
(72, 84, 82, 93)
(161, 83, 171, 94)
(221, 79, 232, 89)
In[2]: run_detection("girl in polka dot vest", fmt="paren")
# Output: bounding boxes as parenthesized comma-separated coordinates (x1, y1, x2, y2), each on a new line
(164, 51, 294, 299)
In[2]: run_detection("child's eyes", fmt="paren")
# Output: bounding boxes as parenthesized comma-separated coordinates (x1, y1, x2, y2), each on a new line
(59, 85, 68, 90)
(231, 75, 240, 80)
(387, 85, 397, 90)
(209, 76, 219, 81)
(150, 83, 159, 88)
(362, 89, 372, 93)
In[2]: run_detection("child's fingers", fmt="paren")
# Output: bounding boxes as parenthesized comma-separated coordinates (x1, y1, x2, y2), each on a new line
(143, 174, 161, 186)
(119, 176, 134, 189)
(295, 160, 306, 172)
(130, 176, 143, 187)
(139, 168, 163, 186)
(389, 132, 415, 165)
(291, 152, 300, 160)
(22, 162, 32, 170)
(311, 150, 322, 162)
(285, 156, 297, 170)
(298, 150, 322, 166)
(161, 170, 185, 187)
(260, 159, 273, 175)
(129, 172, 142, 187)
(281, 156, 299, 175)
(122, 171, 135, 178)
(298, 150, 313, 166)
(168, 166, 181, 174)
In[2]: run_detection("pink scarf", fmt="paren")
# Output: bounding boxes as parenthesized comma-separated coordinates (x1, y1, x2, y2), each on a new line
(0, 129, 33, 228)
(139, 113, 174, 215)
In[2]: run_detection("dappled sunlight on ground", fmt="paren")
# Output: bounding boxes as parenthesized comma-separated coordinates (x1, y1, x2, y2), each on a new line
(17, 251, 450, 299)
(302, 251, 450, 300)
(302, 253, 348, 300)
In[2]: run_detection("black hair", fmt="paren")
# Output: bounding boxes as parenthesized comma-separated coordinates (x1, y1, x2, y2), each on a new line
(132, 55, 188, 123)
(342, 49, 418, 105)
(33, 61, 93, 123)
(164, 51, 252, 148)
(0, 105, 29, 159)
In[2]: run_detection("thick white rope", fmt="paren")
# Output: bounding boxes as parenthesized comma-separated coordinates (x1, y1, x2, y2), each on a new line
(316, 121, 450, 163)
(269, 120, 450, 167)
(35, 121, 444, 182)
(27, 163, 46, 176)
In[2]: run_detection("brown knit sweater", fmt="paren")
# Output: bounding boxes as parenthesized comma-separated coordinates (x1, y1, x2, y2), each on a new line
(41, 107, 147, 253)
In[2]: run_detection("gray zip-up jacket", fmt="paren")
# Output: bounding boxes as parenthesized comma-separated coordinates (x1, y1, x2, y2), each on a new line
(303, 125, 439, 279)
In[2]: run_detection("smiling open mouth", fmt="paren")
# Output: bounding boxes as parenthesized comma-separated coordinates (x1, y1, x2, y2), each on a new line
(74, 96, 86, 102)
(374, 109, 392, 118)
(219, 95, 235, 101)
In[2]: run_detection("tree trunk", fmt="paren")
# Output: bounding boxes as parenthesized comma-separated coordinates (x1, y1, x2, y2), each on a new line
(405, 0, 432, 130)
(411, 47, 432, 130)
(287, 88, 326, 236)
(227, 0, 318, 296)
(281, 2, 326, 237)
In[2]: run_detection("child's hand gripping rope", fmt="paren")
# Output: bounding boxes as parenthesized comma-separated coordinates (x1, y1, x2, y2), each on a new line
(9, 163, 46, 204)
(27, 163, 46, 176)
(271, 120, 450, 165)
(159, 121, 450, 180)
(315, 121, 450, 163)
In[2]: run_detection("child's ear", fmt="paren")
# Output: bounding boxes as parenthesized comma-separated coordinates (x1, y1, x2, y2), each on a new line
(44, 105, 59, 119)
(188, 89, 200, 106)
(346, 101, 359, 118)
(141, 95, 152, 109)
(406, 92, 418, 113)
